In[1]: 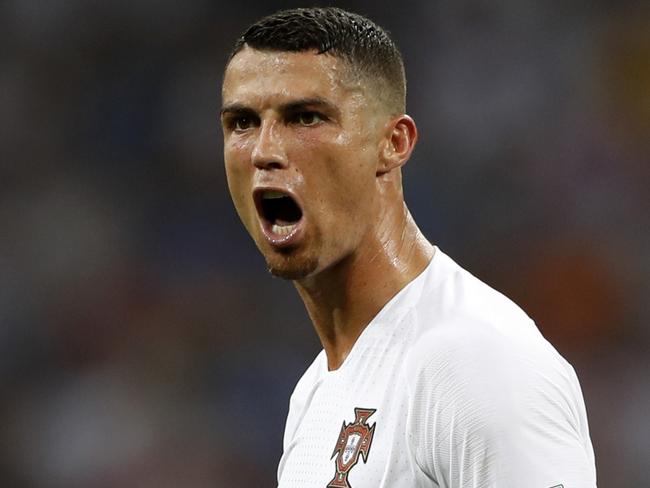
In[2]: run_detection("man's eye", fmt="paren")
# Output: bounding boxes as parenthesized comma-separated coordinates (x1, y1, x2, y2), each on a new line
(233, 116, 253, 131)
(295, 112, 323, 126)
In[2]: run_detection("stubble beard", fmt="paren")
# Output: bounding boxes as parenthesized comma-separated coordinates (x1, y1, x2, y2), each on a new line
(266, 251, 319, 281)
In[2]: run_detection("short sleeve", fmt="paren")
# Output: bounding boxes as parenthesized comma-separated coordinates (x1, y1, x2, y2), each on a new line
(406, 321, 597, 488)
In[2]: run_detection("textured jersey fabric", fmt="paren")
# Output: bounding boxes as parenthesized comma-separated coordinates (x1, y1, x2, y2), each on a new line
(277, 248, 597, 488)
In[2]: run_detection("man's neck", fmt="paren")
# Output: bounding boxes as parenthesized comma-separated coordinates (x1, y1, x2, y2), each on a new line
(294, 205, 434, 371)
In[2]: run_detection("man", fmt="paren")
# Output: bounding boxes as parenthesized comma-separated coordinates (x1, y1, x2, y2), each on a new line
(221, 7, 596, 487)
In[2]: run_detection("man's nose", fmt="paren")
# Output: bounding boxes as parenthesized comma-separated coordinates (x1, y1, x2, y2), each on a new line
(251, 120, 288, 170)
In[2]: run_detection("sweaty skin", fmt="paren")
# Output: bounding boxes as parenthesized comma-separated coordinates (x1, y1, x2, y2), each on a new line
(222, 47, 434, 370)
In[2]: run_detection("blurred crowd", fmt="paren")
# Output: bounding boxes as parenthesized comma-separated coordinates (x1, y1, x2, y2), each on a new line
(1, 0, 648, 486)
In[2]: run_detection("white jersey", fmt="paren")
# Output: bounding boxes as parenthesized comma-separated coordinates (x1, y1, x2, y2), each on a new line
(277, 248, 596, 488)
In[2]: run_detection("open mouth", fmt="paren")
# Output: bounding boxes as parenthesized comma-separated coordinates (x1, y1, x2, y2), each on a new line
(254, 189, 304, 239)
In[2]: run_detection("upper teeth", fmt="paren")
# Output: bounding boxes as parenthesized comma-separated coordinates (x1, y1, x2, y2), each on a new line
(263, 190, 286, 200)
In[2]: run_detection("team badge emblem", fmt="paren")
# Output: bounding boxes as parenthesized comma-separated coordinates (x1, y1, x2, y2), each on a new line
(327, 407, 377, 488)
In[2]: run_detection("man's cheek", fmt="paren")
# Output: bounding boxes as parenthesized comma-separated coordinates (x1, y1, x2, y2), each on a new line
(225, 174, 249, 218)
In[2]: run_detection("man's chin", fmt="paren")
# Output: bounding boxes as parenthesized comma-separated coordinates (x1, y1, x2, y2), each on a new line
(266, 255, 318, 281)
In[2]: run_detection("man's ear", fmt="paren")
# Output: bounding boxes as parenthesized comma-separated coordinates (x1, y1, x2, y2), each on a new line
(377, 115, 418, 176)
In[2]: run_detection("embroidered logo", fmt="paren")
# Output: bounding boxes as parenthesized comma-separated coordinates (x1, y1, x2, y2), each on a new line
(327, 407, 377, 488)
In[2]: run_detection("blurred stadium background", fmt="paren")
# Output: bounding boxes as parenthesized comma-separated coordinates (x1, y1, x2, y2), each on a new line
(1, 0, 648, 486)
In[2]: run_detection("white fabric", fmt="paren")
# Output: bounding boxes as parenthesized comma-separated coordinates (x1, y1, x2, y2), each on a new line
(277, 248, 597, 487)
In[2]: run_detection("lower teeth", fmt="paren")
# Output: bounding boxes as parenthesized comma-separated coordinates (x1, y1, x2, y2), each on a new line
(272, 223, 297, 236)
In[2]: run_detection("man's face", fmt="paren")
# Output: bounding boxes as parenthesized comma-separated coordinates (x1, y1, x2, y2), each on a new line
(221, 47, 386, 280)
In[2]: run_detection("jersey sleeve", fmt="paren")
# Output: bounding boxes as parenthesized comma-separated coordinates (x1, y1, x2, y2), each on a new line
(406, 320, 597, 488)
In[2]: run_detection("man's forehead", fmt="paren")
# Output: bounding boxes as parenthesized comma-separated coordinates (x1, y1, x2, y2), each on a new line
(222, 47, 360, 101)
(225, 46, 346, 75)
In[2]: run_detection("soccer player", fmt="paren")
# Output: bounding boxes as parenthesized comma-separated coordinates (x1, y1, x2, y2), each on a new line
(220, 7, 597, 487)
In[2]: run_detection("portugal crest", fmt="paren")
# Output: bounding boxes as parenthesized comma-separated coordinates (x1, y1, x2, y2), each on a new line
(327, 407, 377, 488)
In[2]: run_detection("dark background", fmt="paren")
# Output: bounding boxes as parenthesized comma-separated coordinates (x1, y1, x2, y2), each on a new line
(1, 1, 648, 486)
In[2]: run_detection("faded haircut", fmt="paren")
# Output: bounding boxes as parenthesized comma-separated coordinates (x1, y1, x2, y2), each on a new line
(227, 7, 406, 115)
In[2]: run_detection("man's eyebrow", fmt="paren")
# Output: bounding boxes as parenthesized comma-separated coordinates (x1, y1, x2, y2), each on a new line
(220, 103, 254, 116)
(220, 98, 339, 117)
(280, 97, 337, 114)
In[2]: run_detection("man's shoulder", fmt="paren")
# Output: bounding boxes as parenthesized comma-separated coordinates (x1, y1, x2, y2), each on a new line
(400, 253, 596, 485)
(415, 249, 537, 335)
(401, 294, 582, 445)
(402, 250, 572, 387)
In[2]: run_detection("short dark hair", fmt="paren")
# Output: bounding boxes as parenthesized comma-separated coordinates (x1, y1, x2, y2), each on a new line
(227, 7, 406, 114)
